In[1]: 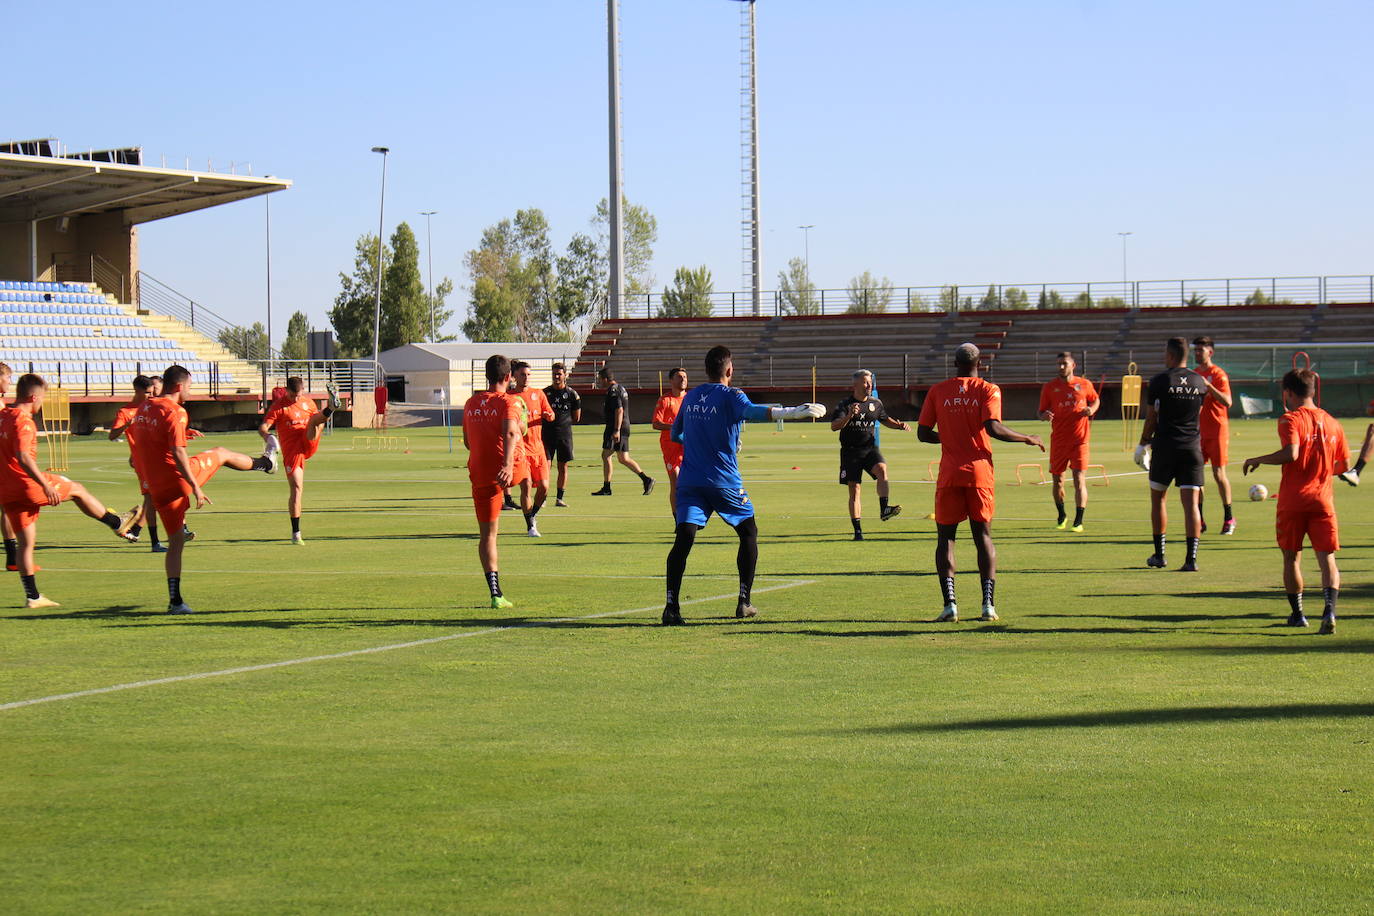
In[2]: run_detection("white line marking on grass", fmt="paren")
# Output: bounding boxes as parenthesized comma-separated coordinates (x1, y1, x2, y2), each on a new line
(0, 579, 815, 712)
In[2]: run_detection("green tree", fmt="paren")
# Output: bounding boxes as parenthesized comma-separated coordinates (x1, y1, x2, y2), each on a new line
(846, 270, 894, 313)
(977, 285, 1001, 310)
(380, 222, 428, 349)
(593, 197, 659, 295)
(330, 233, 391, 357)
(1038, 289, 1066, 309)
(1243, 288, 1270, 305)
(1003, 287, 1030, 310)
(462, 209, 556, 342)
(1069, 292, 1094, 309)
(907, 291, 932, 312)
(280, 311, 310, 360)
(553, 231, 606, 337)
(219, 322, 267, 361)
(423, 277, 457, 341)
(658, 265, 714, 318)
(1185, 292, 1208, 307)
(937, 286, 960, 312)
(778, 256, 819, 315)
(1096, 296, 1128, 309)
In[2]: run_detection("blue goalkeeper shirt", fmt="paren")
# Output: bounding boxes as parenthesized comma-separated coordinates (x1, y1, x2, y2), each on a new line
(671, 383, 771, 489)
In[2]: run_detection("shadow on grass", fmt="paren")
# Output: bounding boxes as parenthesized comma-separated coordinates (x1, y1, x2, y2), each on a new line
(854, 702, 1374, 733)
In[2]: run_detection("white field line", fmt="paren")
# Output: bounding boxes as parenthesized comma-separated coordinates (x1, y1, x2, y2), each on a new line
(0, 579, 815, 713)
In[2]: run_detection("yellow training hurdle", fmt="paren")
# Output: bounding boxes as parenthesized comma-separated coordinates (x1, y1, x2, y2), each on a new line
(1013, 463, 1047, 485)
(41, 386, 71, 472)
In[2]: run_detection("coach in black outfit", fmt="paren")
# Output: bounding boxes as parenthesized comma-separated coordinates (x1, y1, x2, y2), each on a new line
(542, 362, 581, 507)
(830, 369, 909, 540)
(1136, 336, 1208, 571)
(592, 365, 654, 497)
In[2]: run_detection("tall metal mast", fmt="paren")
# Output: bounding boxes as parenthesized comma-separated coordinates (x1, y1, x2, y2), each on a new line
(737, 0, 761, 315)
(607, 0, 625, 320)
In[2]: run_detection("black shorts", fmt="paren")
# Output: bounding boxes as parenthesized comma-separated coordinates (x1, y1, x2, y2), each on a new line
(1149, 444, 1205, 490)
(839, 448, 885, 484)
(543, 426, 574, 463)
(602, 427, 631, 452)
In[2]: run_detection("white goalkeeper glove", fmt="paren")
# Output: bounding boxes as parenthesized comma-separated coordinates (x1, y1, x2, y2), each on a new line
(1133, 444, 1151, 470)
(771, 403, 825, 421)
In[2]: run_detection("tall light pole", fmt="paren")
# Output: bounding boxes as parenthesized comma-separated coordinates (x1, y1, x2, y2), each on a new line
(798, 224, 814, 283)
(420, 210, 437, 341)
(606, 0, 625, 320)
(1117, 231, 1133, 307)
(264, 177, 273, 372)
(370, 147, 389, 367)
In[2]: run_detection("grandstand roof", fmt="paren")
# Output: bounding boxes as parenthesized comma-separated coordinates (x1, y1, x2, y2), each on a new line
(0, 153, 289, 226)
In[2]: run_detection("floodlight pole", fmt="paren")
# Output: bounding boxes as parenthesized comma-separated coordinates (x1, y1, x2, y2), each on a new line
(264, 179, 273, 373)
(607, 0, 625, 320)
(735, 0, 761, 316)
(799, 224, 813, 282)
(421, 210, 437, 341)
(371, 147, 389, 370)
(1118, 231, 1133, 307)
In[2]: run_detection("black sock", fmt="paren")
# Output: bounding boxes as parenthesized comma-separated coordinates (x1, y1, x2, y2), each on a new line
(879, 496, 889, 513)
(485, 570, 502, 598)
(291, 516, 301, 534)
(529, 505, 541, 519)
(1354, 458, 1367, 474)
(940, 576, 956, 606)
(1186, 537, 1199, 564)
(1073, 507, 1084, 526)
(3, 538, 16, 567)
(1323, 586, 1338, 616)
(99, 510, 121, 531)
(250, 455, 272, 471)
(129, 524, 142, 538)
(981, 577, 996, 607)
(21, 574, 39, 600)
(735, 520, 757, 606)
(167, 577, 183, 605)
(666, 523, 698, 609)
(1287, 592, 1303, 616)
(1055, 499, 1066, 523)
(637, 471, 651, 483)
(557, 488, 565, 500)
(323, 406, 334, 419)
(523, 512, 534, 528)
(851, 517, 862, 535)
(1153, 532, 1166, 558)
(1223, 503, 1233, 522)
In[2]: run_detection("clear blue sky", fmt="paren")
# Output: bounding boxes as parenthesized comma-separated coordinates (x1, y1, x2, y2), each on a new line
(9, 0, 1371, 343)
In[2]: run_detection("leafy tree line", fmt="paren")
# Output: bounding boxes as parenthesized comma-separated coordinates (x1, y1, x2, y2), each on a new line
(329, 222, 456, 358)
(217, 310, 313, 363)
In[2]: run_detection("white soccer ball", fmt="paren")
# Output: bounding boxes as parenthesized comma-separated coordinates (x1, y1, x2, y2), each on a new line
(1249, 483, 1268, 501)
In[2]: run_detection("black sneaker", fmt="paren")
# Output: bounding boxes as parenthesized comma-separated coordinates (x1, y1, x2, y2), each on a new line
(735, 603, 758, 619)
(853, 531, 865, 541)
(880, 505, 902, 522)
(1319, 614, 1336, 635)
(1286, 611, 1309, 627)
(1146, 554, 1166, 568)
(1178, 560, 1198, 572)
(502, 498, 518, 511)
(591, 486, 612, 496)
(642, 476, 655, 495)
(662, 607, 684, 626)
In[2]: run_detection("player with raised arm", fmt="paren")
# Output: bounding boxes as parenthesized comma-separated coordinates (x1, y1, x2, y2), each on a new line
(462, 355, 522, 609)
(257, 376, 343, 544)
(132, 365, 276, 614)
(1242, 369, 1349, 634)
(542, 362, 581, 506)
(1192, 337, 1236, 534)
(1037, 352, 1099, 531)
(1136, 337, 1207, 572)
(917, 343, 1043, 622)
(1335, 397, 1373, 486)
(650, 367, 688, 516)
(831, 369, 908, 541)
(2, 374, 143, 609)
(662, 345, 824, 625)
(591, 365, 654, 497)
(509, 360, 555, 537)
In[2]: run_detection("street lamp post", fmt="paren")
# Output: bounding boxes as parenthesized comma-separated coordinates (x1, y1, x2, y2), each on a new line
(1117, 231, 1133, 306)
(264, 177, 273, 374)
(798, 224, 814, 281)
(421, 211, 437, 341)
(371, 147, 390, 368)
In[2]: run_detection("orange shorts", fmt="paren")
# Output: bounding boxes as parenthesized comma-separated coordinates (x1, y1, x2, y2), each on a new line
(524, 444, 549, 483)
(2, 473, 75, 531)
(283, 438, 321, 473)
(150, 451, 226, 533)
(1049, 443, 1089, 476)
(934, 485, 995, 526)
(662, 444, 684, 475)
(1276, 508, 1339, 553)
(472, 483, 504, 523)
(1201, 435, 1228, 467)
(510, 456, 530, 488)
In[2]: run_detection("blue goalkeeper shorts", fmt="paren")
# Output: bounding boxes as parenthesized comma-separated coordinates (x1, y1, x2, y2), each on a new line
(675, 484, 755, 529)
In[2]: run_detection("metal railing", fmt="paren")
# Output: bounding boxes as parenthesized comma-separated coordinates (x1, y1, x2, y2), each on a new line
(602, 274, 1374, 320)
(135, 271, 274, 363)
(46, 252, 128, 302)
(261, 359, 383, 396)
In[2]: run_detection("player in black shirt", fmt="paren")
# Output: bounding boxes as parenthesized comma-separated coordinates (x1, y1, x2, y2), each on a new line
(591, 365, 654, 497)
(829, 369, 909, 540)
(542, 362, 581, 507)
(1136, 337, 1207, 571)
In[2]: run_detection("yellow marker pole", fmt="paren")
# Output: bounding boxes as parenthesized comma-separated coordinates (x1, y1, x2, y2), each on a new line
(1120, 360, 1142, 451)
(658, 370, 663, 399)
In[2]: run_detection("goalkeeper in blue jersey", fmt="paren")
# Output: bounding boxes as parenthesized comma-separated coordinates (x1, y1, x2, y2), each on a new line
(662, 345, 825, 625)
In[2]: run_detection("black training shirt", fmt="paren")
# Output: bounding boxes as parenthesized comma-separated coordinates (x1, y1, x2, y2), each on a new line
(602, 382, 630, 431)
(1147, 367, 1207, 449)
(543, 385, 581, 429)
(831, 396, 888, 451)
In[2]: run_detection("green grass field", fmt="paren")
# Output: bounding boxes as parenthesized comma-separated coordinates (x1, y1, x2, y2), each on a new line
(2, 416, 1371, 913)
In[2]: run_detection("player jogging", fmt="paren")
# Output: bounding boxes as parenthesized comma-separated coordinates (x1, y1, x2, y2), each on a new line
(1037, 352, 1099, 531)
(1242, 369, 1348, 634)
(1192, 336, 1236, 534)
(258, 376, 342, 543)
(591, 365, 654, 497)
(662, 345, 824, 625)
(132, 365, 276, 613)
(542, 362, 581, 506)
(830, 369, 908, 541)
(1136, 337, 1207, 572)
(462, 354, 522, 609)
(650, 367, 688, 515)
(509, 360, 555, 537)
(917, 343, 1043, 623)
(2, 374, 143, 609)
(1335, 397, 1373, 486)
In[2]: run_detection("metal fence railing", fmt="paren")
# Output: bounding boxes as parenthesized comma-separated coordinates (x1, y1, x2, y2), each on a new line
(135, 270, 274, 363)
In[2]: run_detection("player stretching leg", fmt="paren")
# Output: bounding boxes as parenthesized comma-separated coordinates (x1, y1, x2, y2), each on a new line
(1136, 337, 1208, 572)
(1, 374, 143, 609)
(462, 355, 522, 609)
(509, 360, 555, 537)
(1037, 352, 1099, 531)
(111, 374, 201, 552)
(1335, 397, 1374, 486)
(542, 362, 581, 506)
(918, 344, 1043, 622)
(592, 365, 654, 497)
(651, 367, 688, 516)
(831, 369, 908, 540)
(1243, 369, 1348, 634)
(1192, 337, 1236, 534)
(662, 346, 824, 625)
(258, 376, 340, 543)
(133, 365, 275, 614)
